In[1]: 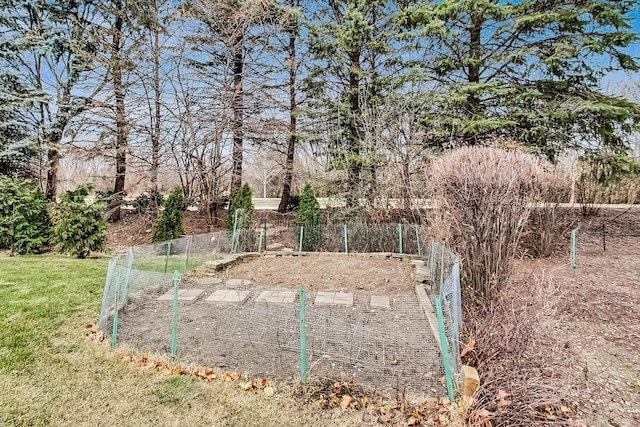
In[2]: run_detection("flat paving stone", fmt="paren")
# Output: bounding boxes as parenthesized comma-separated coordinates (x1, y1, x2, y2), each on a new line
(370, 295, 390, 309)
(314, 291, 353, 306)
(255, 290, 297, 304)
(225, 278, 252, 288)
(157, 289, 204, 301)
(205, 289, 251, 303)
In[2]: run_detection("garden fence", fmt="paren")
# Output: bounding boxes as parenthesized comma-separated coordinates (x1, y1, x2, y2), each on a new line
(98, 220, 462, 398)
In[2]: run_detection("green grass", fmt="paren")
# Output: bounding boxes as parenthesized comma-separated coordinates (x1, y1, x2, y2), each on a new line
(0, 254, 363, 426)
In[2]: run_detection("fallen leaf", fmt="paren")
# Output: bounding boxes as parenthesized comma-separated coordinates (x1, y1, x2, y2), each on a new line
(340, 395, 353, 410)
(264, 386, 275, 397)
(560, 406, 572, 415)
(461, 339, 476, 357)
(333, 382, 342, 394)
(239, 381, 253, 391)
(362, 397, 370, 407)
(380, 412, 392, 423)
(407, 415, 420, 426)
(205, 368, 214, 375)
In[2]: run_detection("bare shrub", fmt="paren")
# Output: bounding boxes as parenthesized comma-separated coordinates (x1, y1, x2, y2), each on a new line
(430, 146, 543, 295)
(462, 275, 575, 426)
(521, 171, 575, 258)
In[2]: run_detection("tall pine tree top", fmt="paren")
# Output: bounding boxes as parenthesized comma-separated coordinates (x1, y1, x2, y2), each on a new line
(400, 0, 640, 159)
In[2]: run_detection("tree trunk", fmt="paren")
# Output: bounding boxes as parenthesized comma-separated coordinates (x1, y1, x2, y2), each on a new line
(111, 2, 127, 221)
(346, 51, 362, 206)
(465, 10, 482, 146)
(150, 11, 161, 194)
(230, 32, 244, 201)
(45, 147, 59, 200)
(278, 24, 297, 213)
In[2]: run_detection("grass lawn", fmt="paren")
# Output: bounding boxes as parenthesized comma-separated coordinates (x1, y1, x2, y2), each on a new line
(0, 255, 362, 426)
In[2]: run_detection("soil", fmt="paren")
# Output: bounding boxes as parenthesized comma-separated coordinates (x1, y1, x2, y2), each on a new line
(106, 210, 217, 250)
(113, 255, 442, 396)
(218, 254, 415, 295)
(513, 231, 640, 426)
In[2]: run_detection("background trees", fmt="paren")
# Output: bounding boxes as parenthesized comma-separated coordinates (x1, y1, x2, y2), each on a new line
(0, 0, 637, 221)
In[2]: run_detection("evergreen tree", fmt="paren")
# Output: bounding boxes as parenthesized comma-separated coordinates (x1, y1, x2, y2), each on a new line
(226, 183, 254, 231)
(50, 185, 107, 258)
(153, 187, 184, 243)
(295, 183, 321, 250)
(400, 0, 640, 159)
(0, 176, 50, 255)
(305, 0, 402, 205)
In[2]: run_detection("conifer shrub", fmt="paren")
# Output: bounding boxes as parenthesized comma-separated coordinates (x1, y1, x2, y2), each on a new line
(295, 183, 321, 251)
(226, 183, 254, 231)
(153, 187, 185, 243)
(50, 185, 107, 258)
(0, 176, 50, 255)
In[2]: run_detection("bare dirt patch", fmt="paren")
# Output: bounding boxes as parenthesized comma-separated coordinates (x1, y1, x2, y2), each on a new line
(218, 254, 415, 294)
(512, 233, 640, 426)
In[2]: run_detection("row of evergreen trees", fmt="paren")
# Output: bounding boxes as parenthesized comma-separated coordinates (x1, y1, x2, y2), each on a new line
(0, 177, 107, 258)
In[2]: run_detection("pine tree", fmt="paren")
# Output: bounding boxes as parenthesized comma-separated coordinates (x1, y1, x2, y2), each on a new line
(305, 0, 402, 205)
(50, 185, 107, 258)
(153, 187, 185, 243)
(400, 0, 640, 159)
(0, 176, 50, 255)
(295, 183, 321, 250)
(226, 183, 254, 231)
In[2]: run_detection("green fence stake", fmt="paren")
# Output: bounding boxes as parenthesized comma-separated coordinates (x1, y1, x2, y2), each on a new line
(263, 219, 268, 252)
(184, 236, 193, 272)
(164, 241, 172, 275)
(171, 270, 180, 357)
(299, 226, 304, 252)
(124, 247, 133, 304)
(570, 228, 577, 269)
(258, 229, 264, 253)
(415, 225, 422, 257)
(111, 274, 121, 348)
(398, 223, 403, 254)
(343, 224, 348, 254)
(435, 296, 455, 402)
(429, 241, 436, 275)
(439, 245, 445, 292)
(299, 286, 307, 383)
(232, 209, 239, 253)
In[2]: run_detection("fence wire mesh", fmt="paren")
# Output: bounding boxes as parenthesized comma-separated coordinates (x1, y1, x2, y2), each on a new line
(98, 222, 461, 397)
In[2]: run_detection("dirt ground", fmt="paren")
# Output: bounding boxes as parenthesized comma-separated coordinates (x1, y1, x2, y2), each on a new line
(218, 254, 415, 295)
(514, 232, 640, 426)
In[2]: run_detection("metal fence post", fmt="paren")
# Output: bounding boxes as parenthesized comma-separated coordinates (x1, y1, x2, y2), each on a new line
(299, 226, 304, 252)
(343, 223, 349, 254)
(258, 229, 264, 253)
(111, 273, 121, 348)
(123, 247, 133, 304)
(171, 270, 180, 357)
(570, 228, 577, 269)
(398, 223, 403, 254)
(164, 241, 172, 275)
(184, 235, 193, 272)
(435, 296, 455, 402)
(415, 225, 422, 257)
(299, 286, 307, 383)
(231, 209, 240, 253)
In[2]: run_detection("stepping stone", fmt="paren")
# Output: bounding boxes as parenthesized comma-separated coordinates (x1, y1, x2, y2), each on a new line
(225, 278, 252, 288)
(314, 291, 353, 306)
(157, 289, 204, 301)
(193, 277, 223, 286)
(255, 290, 297, 304)
(205, 289, 250, 303)
(370, 295, 390, 309)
